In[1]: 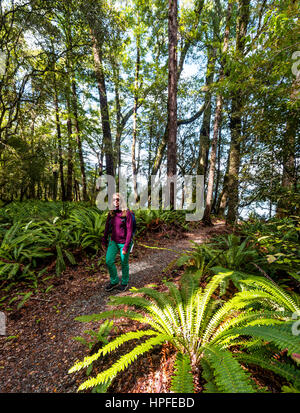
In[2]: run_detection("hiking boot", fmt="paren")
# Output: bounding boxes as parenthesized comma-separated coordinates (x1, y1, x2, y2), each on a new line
(105, 282, 119, 292)
(117, 284, 128, 292)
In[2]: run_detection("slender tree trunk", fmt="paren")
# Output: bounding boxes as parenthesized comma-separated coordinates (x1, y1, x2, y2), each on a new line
(226, 0, 250, 224)
(52, 167, 58, 201)
(112, 61, 122, 181)
(167, 0, 178, 210)
(53, 69, 66, 201)
(52, 122, 59, 201)
(197, 46, 216, 180)
(150, 0, 205, 181)
(91, 32, 115, 177)
(132, 32, 140, 203)
(202, 0, 233, 224)
(66, 80, 73, 202)
(211, 126, 223, 213)
(71, 79, 88, 201)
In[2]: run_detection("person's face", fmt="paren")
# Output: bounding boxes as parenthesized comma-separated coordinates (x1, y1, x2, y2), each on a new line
(113, 195, 120, 209)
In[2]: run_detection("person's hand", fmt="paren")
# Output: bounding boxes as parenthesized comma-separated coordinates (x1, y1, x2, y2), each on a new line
(122, 248, 128, 255)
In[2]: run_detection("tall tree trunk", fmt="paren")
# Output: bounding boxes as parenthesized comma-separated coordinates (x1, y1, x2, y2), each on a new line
(66, 80, 73, 202)
(226, 0, 250, 224)
(132, 32, 140, 203)
(71, 79, 88, 201)
(112, 61, 122, 181)
(91, 32, 115, 177)
(52, 164, 58, 201)
(211, 126, 223, 213)
(217, 149, 230, 216)
(167, 0, 178, 210)
(53, 69, 66, 201)
(197, 46, 216, 180)
(150, 0, 205, 180)
(202, 0, 233, 225)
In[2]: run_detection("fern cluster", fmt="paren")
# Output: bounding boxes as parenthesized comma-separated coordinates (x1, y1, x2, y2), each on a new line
(0, 202, 192, 284)
(69, 269, 300, 393)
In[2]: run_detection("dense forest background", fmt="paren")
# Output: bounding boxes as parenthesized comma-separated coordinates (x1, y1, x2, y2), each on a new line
(0, 0, 299, 224)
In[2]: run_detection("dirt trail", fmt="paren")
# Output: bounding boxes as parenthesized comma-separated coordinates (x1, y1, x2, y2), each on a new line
(0, 221, 229, 393)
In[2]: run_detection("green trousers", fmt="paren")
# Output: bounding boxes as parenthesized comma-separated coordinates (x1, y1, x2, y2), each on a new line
(105, 237, 133, 286)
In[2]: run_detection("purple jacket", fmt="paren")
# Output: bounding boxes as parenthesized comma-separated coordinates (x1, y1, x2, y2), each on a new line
(102, 209, 133, 252)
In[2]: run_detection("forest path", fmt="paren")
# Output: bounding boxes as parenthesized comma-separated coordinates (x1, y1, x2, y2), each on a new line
(0, 220, 230, 393)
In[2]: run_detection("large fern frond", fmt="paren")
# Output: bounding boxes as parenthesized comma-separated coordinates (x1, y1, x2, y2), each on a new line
(236, 352, 300, 387)
(193, 271, 232, 338)
(170, 352, 194, 393)
(69, 329, 160, 374)
(76, 334, 167, 391)
(204, 346, 256, 393)
(239, 276, 300, 313)
(220, 322, 300, 356)
(200, 358, 220, 393)
(209, 310, 288, 346)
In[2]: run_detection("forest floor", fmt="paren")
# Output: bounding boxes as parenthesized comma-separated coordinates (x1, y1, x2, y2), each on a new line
(0, 220, 233, 393)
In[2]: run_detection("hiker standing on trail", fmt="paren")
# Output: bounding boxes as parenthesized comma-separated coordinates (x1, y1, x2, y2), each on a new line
(101, 193, 134, 292)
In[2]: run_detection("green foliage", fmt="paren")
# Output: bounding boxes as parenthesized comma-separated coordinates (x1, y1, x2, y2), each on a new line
(73, 320, 115, 392)
(173, 234, 263, 289)
(204, 234, 262, 271)
(135, 208, 189, 236)
(69, 269, 300, 392)
(204, 346, 255, 393)
(174, 240, 218, 278)
(0, 202, 108, 283)
(236, 352, 300, 390)
(65, 208, 107, 251)
(170, 353, 194, 393)
(0, 202, 192, 287)
(238, 216, 300, 283)
(73, 320, 115, 351)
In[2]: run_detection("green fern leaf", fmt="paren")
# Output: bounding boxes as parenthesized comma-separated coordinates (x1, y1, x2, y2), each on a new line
(69, 330, 159, 373)
(236, 352, 300, 387)
(204, 346, 256, 393)
(77, 334, 167, 390)
(227, 323, 300, 356)
(170, 352, 194, 393)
